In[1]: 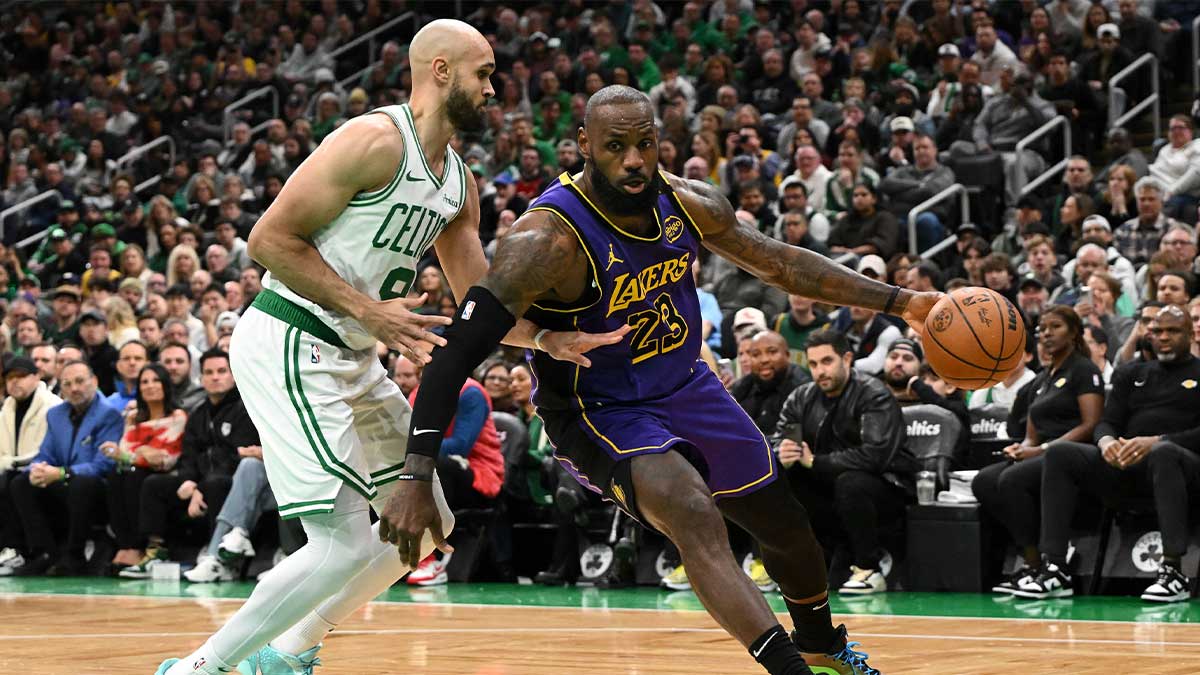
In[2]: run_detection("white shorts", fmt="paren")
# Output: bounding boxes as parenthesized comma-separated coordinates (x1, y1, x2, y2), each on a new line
(230, 296, 409, 519)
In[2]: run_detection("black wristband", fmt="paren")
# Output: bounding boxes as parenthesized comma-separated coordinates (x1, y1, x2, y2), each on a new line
(882, 285, 901, 315)
(395, 473, 433, 482)
(407, 285, 518, 458)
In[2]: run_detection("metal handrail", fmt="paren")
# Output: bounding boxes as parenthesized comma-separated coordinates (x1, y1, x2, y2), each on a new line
(223, 86, 279, 143)
(906, 183, 971, 256)
(0, 189, 61, 242)
(328, 12, 414, 64)
(114, 135, 176, 176)
(339, 62, 375, 93)
(1016, 115, 1071, 199)
(1193, 15, 1200, 94)
(1110, 53, 1160, 140)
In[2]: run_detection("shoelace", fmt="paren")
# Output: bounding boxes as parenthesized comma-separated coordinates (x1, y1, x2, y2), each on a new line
(833, 641, 880, 675)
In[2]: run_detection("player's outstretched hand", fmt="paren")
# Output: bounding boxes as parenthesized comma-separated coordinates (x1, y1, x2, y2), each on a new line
(362, 293, 452, 364)
(540, 324, 633, 367)
(379, 465, 454, 568)
(900, 291, 943, 336)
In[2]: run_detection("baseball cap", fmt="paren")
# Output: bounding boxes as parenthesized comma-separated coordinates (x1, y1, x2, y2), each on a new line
(216, 311, 240, 332)
(51, 284, 81, 301)
(1097, 23, 1120, 39)
(492, 172, 514, 186)
(468, 162, 486, 176)
(938, 43, 960, 58)
(314, 67, 335, 83)
(1081, 214, 1112, 232)
(888, 337, 924, 361)
(856, 254, 887, 278)
(79, 309, 106, 324)
(48, 227, 68, 241)
(529, 31, 549, 43)
(58, 200, 77, 213)
(4, 356, 37, 377)
(890, 116, 915, 132)
(733, 307, 768, 332)
(91, 222, 116, 238)
(1018, 274, 1045, 291)
(956, 222, 981, 236)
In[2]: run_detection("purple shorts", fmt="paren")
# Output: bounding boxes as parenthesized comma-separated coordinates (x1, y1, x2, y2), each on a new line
(540, 366, 778, 522)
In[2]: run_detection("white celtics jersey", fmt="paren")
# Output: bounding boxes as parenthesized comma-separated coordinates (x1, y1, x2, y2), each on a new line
(263, 104, 468, 350)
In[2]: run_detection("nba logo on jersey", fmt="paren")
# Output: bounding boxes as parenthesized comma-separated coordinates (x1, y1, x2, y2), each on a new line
(462, 300, 476, 320)
(311, 344, 321, 364)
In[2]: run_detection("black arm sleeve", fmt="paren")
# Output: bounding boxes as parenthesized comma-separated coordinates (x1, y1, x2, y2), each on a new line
(407, 286, 518, 459)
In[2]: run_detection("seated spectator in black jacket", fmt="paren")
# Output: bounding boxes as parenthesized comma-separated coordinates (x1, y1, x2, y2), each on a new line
(119, 349, 255, 578)
(1022, 307, 1200, 602)
(877, 133, 955, 253)
(771, 329, 915, 596)
(828, 183, 900, 260)
(78, 309, 118, 395)
(881, 339, 970, 430)
(972, 306, 1104, 595)
(730, 331, 811, 436)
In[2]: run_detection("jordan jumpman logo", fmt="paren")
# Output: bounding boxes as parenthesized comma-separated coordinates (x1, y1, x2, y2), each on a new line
(606, 243, 625, 271)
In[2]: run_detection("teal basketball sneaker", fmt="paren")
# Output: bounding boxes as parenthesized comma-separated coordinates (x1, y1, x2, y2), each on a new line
(797, 624, 881, 675)
(154, 659, 179, 675)
(237, 644, 322, 674)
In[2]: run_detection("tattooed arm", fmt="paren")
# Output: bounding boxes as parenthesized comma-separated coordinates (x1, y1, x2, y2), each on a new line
(669, 173, 940, 330)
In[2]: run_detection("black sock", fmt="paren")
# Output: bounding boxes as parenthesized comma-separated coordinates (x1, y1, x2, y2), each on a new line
(750, 625, 812, 675)
(784, 594, 837, 653)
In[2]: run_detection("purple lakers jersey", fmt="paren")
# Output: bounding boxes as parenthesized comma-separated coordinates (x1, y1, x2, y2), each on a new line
(524, 172, 705, 412)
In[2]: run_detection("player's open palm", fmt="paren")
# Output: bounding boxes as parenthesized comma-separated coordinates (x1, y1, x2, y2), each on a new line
(363, 293, 452, 363)
(540, 324, 633, 367)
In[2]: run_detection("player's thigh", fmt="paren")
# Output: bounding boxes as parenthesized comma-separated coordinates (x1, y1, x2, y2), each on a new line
(627, 450, 725, 541)
(231, 312, 379, 517)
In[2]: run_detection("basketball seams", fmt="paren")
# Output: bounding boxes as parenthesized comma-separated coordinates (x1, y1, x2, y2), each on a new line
(949, 293, 1000, 362)
(924, 322, 995, 375)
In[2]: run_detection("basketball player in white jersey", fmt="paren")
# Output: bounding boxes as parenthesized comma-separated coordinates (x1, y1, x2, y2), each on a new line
(157, 19, 625, 675)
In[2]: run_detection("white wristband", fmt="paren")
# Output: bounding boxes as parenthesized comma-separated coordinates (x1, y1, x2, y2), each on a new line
(533, 328, 551, 351)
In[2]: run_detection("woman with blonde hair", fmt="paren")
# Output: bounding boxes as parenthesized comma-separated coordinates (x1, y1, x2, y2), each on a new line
(105, 297, 140, 348)
(166, 245, 201, 287)
(186, 174, 219, 230)
(120, 244, 153, 284)
(690, 131, 726, 189)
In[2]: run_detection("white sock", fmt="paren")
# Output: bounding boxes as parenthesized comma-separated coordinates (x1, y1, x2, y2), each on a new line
(269, 612, 336, 656)
(195, 502, 375, 665)
(270, 478, 455, 654)
(166, 641, 234, 674)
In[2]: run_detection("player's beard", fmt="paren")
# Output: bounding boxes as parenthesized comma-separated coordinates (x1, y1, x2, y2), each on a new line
(445, 78, 486, 132)
(586, 160, 664, 218)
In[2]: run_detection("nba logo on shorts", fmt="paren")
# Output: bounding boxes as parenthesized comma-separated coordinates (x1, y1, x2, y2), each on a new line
(311, 344, 321, 363)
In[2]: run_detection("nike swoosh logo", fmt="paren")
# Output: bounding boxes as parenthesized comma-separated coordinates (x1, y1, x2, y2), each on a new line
(751, 632, 777, 658)
(413, 428, 440, 436)
(811, 599, 829, 611)
(405, 170, 426, 182)
(1135, 380, 1146, 387)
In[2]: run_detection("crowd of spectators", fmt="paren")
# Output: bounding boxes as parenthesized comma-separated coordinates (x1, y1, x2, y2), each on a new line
(1, 0, 1200, 600)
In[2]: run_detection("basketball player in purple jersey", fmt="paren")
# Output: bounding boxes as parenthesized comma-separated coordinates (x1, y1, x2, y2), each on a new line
(389, 86, 941, 675)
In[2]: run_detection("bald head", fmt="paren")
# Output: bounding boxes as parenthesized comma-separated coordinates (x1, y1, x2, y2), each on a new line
(584, 85, 653, 129)
(408, 19, 495, 130)
(748, 330, 792, 382)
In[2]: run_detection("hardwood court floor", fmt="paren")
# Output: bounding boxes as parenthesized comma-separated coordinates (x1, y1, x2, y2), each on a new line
(1, 580, 1198, 674)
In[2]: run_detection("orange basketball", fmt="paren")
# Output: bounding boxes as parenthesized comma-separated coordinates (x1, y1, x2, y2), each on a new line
(923, 287, 1027, 390)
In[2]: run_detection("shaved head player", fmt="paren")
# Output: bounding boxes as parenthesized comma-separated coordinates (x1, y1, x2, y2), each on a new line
(156, 20, 623, 675)
(391, 85, 940, 674)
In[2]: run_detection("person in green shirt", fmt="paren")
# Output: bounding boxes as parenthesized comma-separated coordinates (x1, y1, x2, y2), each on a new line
(627, 43, 662, 91)
(771, 294, 829, 368)
(591, 20, 630, 71)
(511, 115, 556, 168)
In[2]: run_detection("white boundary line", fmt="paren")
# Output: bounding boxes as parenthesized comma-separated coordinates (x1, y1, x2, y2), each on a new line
(2, 591, 1199, 628)
(0, 626, 1198, 649)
